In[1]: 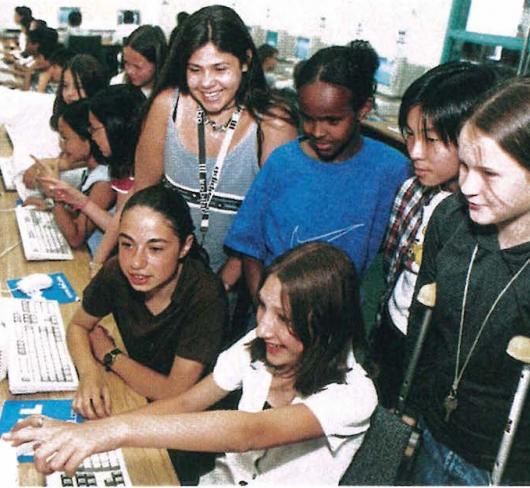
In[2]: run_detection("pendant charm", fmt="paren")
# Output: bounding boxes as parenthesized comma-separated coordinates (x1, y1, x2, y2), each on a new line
(443, 390, 458, 422)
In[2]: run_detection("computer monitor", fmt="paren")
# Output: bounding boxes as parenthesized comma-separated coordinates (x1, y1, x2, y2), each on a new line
(375, 57, 426, 98)
(117, 10, 141, 25)
(265, 30, 278, 48)
(58, 7, 81, 27)
(375, 57, 394, 91)
(294, 36, 310, 60)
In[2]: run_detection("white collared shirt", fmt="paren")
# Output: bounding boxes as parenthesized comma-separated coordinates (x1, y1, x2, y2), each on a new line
(200, 329, 377, 485)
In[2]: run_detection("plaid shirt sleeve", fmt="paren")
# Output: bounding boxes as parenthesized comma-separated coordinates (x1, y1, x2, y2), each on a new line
(383, 178, 417, 275)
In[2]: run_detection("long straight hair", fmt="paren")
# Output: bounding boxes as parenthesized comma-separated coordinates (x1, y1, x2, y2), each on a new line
(146, 5, 295, 125)
(250, 242, 370, 396)
(123, 25, 168, 89)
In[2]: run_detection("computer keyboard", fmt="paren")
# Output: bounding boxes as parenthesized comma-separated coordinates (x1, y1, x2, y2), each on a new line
(0, 156, 17, 191)
(15, 206, 73, 261)
(46, 449, 131, 487)
(2, 297, 79, 394)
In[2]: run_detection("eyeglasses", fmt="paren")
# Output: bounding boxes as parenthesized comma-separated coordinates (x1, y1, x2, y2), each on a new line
(88, 125, 105, 135)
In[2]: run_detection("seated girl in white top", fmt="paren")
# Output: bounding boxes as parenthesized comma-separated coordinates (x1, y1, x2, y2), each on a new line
(24, 99, 114, 255)
(6, 242, 378, 485)
(40, 85, 146, 247)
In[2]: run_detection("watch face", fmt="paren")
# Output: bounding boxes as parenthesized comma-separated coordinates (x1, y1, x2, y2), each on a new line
(104, 348, 121, 370)
(103, 352, 113, 366)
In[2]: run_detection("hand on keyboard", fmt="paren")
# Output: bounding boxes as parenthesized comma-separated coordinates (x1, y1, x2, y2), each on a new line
(5, 416, 118, 478)
(22, 196, 49, 211)
(39, 176, 87, 210)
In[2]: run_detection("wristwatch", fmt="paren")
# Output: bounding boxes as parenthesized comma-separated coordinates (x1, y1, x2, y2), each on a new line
(103, 347, 123, 372)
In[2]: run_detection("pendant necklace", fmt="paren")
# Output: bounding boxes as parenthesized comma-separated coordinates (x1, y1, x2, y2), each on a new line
(203, 106, 241, 133)
(444, 244, 530, 422)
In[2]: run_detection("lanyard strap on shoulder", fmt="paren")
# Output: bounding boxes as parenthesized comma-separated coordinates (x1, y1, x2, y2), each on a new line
(196, 106, 241, 240)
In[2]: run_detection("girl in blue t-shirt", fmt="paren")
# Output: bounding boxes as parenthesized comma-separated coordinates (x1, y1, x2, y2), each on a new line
(225, 41, 409, 297)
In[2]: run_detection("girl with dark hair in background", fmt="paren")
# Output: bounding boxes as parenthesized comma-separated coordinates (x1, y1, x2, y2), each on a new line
(111, 25, 168, 98)
(406, 78, 530, 484)
(225, 41, 409, 297)
(51, 53, 109, 130)
(35, 47, 75, 94)
(7, 241, 376, 485)
(92, 5, 298, 291)
(40, 85, 146, 249)
(14, 6, 33, 52)
(22, 54, 109, 189)
(24, 99, 114, 255)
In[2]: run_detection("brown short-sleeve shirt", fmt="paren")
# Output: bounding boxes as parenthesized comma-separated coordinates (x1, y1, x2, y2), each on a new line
(83, 256, 227, 375)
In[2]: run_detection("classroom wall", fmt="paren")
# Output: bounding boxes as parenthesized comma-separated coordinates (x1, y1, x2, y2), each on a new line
(0, 0, 453, 67)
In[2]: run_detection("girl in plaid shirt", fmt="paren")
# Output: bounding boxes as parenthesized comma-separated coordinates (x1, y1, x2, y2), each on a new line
(371, 62, 504, 408)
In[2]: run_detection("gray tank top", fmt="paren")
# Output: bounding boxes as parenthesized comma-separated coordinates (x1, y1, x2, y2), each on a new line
(163, 90, 260, 272)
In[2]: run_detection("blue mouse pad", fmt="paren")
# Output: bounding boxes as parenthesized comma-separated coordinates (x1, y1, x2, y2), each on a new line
(7, 272, 79, 303)
(0, 399, 83, 462)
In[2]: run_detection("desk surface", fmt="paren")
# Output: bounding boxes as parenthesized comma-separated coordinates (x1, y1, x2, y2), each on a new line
(0, 126, 179, 486)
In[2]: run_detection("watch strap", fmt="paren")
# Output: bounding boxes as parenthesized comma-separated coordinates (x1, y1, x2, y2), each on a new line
(103, 347, 123, 372)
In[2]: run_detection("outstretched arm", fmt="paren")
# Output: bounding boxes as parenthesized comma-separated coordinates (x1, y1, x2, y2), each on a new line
(7, 376, 323, 477)
(43, 179, 115, 249)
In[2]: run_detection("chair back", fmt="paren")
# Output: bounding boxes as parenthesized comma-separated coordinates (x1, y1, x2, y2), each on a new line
(339, 405, 414, 485)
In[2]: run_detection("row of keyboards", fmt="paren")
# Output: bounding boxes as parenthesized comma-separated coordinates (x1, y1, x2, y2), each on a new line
(1, 158, 131, 486)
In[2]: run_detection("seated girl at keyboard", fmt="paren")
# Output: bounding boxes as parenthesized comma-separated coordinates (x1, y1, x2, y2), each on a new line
(39, 85, 146, 255)
(62, 184, 225, 419)
(24, 99, 114, 255)
(7, 242, 377, 485)
(22, 54, 109, 189)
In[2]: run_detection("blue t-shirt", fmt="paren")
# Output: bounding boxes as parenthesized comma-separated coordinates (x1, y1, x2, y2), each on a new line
(224, 137, 409, 278)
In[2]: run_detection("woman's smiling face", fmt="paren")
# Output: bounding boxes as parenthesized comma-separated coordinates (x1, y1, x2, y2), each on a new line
(186, 42, 247, 115)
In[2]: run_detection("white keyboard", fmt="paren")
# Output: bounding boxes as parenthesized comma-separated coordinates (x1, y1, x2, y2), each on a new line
(0, 156, 17, 191)
(2, 298, 79, 394)
(15, 206, 73, 261)
(46, 449, 131, 487)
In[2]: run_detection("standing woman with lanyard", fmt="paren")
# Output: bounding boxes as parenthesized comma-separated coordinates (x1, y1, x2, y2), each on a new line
(91, 5, 297, 289)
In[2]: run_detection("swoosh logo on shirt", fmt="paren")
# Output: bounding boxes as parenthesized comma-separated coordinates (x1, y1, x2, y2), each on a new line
(290, 223, 365, 247)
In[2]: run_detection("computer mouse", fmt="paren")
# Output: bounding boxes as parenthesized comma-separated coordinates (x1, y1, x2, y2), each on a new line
(17, 273, 53, 296)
